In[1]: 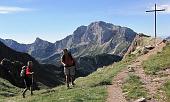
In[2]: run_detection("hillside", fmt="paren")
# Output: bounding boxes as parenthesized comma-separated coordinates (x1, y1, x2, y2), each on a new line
(0, 77, 20, 100)
(1, 51, 135, 102)
(107, 38, 170, 102)
(1, 37, 169, 102)
(0, 41, 65, 88)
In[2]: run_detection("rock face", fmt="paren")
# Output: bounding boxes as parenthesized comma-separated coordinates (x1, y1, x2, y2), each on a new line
(0, 21, 137, 61)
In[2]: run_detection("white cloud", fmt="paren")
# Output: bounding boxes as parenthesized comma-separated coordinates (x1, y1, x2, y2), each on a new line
(151, 4, 170, 14)
(0, 6, 31, 14)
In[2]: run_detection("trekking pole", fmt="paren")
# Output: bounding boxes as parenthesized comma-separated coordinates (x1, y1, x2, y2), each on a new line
(32, 73, 34, 89)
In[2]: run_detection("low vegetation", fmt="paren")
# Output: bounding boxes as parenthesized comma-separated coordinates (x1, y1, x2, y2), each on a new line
(0, 78, 20, 100)
(142, 43, 170, 75)
(122, 74, 147, 100)
(162, 80, 170, 102)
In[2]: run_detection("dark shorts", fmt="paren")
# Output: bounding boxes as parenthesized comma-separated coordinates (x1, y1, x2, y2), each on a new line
(24, 77, 32, 88)
(64, 66, 75, 76)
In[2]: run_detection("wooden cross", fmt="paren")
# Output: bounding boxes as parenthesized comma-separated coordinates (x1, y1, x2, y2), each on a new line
(146, 4, 165, 39)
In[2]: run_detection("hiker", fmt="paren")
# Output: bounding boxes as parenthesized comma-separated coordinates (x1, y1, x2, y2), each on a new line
(22, 61, 34, 98)
(61, 49, 76, 89)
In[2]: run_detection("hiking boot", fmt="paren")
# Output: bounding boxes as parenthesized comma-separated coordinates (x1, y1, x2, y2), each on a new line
(22, 93, 25, 98)
(66, 84, 70, 89)
(71, 83, 75, 87)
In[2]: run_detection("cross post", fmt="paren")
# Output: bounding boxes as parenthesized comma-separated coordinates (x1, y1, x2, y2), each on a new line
(146, 3, 165, 44)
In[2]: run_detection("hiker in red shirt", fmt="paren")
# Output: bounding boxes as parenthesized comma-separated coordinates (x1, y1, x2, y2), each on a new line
(22, 61, 34, 98)
(61, 49, 76, 89)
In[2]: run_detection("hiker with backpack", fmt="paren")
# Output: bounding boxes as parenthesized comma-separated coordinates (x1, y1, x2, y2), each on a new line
(21, 61, 34, 98)
(61, 49, 76, 89)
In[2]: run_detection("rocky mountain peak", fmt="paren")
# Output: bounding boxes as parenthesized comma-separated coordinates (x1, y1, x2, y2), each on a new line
(34, 37, 44, 43)
(33, 37, 52, 46)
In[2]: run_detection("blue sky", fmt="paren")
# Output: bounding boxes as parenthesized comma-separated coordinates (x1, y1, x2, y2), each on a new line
(0, 0, 170, 43)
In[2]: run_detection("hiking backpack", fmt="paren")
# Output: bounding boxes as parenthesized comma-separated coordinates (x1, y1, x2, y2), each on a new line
(20, 66, 26, 78)
(62, 52, 75, 66)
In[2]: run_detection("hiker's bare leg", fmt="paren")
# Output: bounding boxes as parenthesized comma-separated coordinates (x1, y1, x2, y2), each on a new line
(66, 75, 70, 88)
(70, 75, 75, 86)
(22, 87, 28, 98)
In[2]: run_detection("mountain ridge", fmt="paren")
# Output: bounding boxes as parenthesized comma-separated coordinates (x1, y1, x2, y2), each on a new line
(0, 21, 137, 63)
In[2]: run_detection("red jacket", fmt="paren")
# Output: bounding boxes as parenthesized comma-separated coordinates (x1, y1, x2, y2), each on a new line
(26, 66, 32, 77)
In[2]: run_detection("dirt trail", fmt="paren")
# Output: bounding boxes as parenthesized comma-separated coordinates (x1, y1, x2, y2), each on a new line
(132, 42, 168, 102)
(107, 41, 167, 102)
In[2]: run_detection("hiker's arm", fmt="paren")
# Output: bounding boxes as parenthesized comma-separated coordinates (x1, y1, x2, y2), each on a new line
(30, 72, 34, 74)
(61, 58, 66, 66)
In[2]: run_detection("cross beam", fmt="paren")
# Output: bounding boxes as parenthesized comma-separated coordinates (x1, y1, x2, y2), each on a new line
(146, 4, 165, 39)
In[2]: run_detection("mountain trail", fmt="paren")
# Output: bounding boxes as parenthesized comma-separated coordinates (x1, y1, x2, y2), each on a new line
(107, 40, 167, 102)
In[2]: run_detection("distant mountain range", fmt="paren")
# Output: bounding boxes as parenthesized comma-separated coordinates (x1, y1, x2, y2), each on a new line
(0, 21, 137, 65)
(166, 36, 170, 41)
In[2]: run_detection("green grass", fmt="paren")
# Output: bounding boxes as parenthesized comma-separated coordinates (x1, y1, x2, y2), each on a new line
(142, 43, 170, 75)
(6, 86, 106, 102)
(0, 78, 20, 100)
(122, 74, 147, 100)
(1, 54, 135, 102)
(162, 80, 170, 102)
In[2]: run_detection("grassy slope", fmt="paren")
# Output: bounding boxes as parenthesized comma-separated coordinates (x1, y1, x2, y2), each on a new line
(162, 80, 170, 102)
(142, 43, 170, 75)
(1, 55, 135, 102)
(0, 78, 20, 100)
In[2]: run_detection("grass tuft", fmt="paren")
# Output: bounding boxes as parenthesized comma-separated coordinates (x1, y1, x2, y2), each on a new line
(122, 74, 147, 100)
(162, 80, 170, 102)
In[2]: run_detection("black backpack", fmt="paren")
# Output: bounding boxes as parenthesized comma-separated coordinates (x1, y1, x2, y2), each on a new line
(20, 66, 26, 78)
